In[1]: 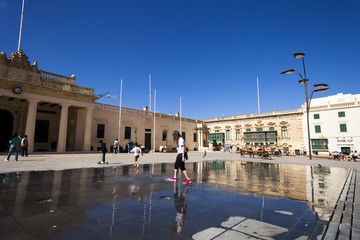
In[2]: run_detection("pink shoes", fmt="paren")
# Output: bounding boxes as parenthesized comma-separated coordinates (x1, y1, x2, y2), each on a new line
(169, 177, 177, 181)
(182, 179, 192, 184)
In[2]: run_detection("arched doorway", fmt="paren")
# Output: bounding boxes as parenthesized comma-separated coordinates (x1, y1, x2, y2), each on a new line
(0, 110, 13, 152)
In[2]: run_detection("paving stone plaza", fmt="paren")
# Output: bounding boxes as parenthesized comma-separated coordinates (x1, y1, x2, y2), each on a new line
(0, 152, 359, 239)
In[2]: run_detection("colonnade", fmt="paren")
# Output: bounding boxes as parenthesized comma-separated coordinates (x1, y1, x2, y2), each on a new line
(24, 99, 93, 153)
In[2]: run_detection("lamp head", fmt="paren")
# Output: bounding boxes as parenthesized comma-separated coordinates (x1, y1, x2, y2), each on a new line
(293, 52, 306, 59)
(298, 79, 309, 84)
(313, 83, 329, 88)
(107, 93, 111, 99)
(281, 69, 296, 75)
(314, 87, 329, 93)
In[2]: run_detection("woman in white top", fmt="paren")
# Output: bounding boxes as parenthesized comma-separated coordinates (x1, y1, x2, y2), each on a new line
(131, 143, 142, 168)
(170, 131, 192, 184)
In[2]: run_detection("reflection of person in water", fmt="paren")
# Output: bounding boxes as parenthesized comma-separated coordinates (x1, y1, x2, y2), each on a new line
(92, 167, 105, 184)
(172, 183, 190, 234)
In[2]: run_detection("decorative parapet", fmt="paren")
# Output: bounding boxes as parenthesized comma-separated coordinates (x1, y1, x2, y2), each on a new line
(94, 103, 198, 123)
(39, 71, 93, 95)
(202, 108, 301, 122)
(0, 50, 94, 97)
(40, 71, 76, 85)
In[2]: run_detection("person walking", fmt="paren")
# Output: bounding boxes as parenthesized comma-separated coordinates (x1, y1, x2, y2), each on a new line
(5, 133, 22, 162)
(113, 139, 119, 154)
(98, 140, 108, 164)
(131, 143, 142, 168)
(170, 131, 192, 184)
(21, 135, 29, 157)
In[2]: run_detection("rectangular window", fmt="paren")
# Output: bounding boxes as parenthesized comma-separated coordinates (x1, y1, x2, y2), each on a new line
(269, 127, 275, 131)
(162, 131, 167, 141)
(340, 124, 347, 132)
(226, 130, 230, 140)
(97, 124, 105, 138)
(314, 114, 320, 119)
(193, 133, 197, 142)
(236, 129, 241, 140)
(182, 132, 186, 141)
(338, 111, 345, 118)
(281, 126, 288, 138)
(35, 120, 50, 142)
(256, 128, 263, 132)
(315, 125, 321, 133)
(246, 129, 251, 132)
(125, 126, 131, 139)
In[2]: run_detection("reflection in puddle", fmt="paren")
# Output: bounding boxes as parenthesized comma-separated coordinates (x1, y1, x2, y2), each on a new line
(0, 161, 349, 239)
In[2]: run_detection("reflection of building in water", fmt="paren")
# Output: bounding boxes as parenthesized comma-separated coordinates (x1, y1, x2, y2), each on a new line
(193, 161, 349, 221)
(306, 166, 349, 221)
(197, 161, 307, 200)
(0, 161, 349, 238)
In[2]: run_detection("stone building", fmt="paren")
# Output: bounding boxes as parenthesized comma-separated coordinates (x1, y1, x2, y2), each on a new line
(304, 93, 360, 154)
(202, 109, 305, 154)
(0, 50, 199, 153)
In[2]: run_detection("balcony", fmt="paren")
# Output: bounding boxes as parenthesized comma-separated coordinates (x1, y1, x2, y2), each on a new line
(244, 131, 277, 143)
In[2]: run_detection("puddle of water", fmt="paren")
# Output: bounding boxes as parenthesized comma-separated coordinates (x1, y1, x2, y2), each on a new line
(0, 161, 349, 239)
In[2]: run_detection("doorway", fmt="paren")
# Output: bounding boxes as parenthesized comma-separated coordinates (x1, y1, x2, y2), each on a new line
(341, 147, 351, 154)
(145, 133, 151, 150)
(0, 110, 13, 152)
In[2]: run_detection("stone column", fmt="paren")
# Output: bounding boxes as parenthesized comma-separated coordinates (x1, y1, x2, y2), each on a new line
(83, 107, 93, 151)
(25, 99, 39, 153)
(57, 104, 70, 152)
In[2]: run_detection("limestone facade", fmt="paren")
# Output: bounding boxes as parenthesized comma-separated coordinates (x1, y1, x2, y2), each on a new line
(0, 50, 199, 153)
(302, 93, 360, 154)
(202, 109, 305, 154)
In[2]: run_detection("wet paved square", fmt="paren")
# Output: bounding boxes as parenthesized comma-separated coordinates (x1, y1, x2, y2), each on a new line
(0, 160, 349, 239)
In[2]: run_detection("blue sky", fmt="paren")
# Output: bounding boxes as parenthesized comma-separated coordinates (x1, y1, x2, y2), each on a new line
(1, 0, 359, 119)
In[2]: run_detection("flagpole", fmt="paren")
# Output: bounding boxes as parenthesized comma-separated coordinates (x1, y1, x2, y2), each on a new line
(180, 96, 182, 133)
(118, 78, 123, 152)
(149, 74, 151, 112)
(257, 77, 260, 113)
(18, 0, 25, 51)
(153, 89, 156, 152)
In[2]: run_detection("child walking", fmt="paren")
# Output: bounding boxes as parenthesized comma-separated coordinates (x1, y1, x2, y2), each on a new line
(98, 140, 108, 164)
(170, 131, 192, 184)
(131, 143, 142, 168)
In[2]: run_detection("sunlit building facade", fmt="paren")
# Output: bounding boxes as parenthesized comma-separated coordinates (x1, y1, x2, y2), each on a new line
(0, 50, 200, 153)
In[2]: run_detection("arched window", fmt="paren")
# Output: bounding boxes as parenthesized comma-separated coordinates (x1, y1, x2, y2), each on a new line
(281, 126, 288, 138)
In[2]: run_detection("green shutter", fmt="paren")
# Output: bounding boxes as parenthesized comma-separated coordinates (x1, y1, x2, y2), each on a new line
(125, 126, 131, 139)
(162, 131, 167, 141)
(338, 111, 345, 117)
(314, 114, 320, 119)
(340, 124, 347, 132)
(225, 130, 230, 139)
(315, 125, 321, 133)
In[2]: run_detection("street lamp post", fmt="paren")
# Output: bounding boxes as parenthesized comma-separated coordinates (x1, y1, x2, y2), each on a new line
(95, 92, 111, 99)
(281, 53, 329, 160)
